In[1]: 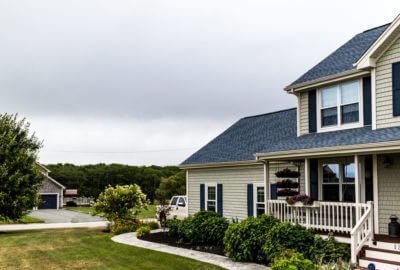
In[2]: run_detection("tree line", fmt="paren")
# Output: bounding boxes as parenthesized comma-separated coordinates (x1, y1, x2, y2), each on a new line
(46, 163, 182, 202)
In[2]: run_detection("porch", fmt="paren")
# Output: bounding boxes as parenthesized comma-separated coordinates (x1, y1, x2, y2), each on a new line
(258, 152, 400, 264)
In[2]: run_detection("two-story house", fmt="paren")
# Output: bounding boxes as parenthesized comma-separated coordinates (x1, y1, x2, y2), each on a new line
(181, 14, 400, 268)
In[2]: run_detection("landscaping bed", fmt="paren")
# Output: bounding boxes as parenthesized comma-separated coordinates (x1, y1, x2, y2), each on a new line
(139, 231, 225, 255)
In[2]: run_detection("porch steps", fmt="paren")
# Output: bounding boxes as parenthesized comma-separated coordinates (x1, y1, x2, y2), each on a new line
(359, 244, 400, 269)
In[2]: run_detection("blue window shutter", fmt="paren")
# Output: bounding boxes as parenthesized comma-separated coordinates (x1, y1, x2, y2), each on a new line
(270, 183, 277, 200)
(308, 89, 317, 133)
(247, 184, 253, 217)
(310, 159, 318, 200)
(217, 184, 223, 215)
(200, 184, 205, 211)
(365, 156, 373, 202)
(363, 76, 372, 126)
(393, 62, 400, 116)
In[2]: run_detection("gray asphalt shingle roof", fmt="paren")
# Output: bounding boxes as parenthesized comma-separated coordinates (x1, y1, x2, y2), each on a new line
(181, 109, 400, 165)
(181, 108, 297, 165)
(287, 24, 390, 88)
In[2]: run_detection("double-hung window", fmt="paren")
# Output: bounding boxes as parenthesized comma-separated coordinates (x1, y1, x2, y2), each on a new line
(254, 185, 265, 217)
(320, 80, 361, 129)
(321, 161, 355, 202)
(206, 185, 217, 212)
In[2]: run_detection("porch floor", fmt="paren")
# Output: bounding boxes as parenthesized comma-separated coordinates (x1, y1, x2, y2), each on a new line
(374, 234, 400, 243)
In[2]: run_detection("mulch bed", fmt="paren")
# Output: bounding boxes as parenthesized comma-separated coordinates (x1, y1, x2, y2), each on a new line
(139, 231, 225, 256)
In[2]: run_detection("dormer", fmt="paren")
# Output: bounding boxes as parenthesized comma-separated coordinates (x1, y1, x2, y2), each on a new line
(286, 14, 400, 136)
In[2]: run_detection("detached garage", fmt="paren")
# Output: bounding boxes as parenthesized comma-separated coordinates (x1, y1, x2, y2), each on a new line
(37, 164, 65, 209)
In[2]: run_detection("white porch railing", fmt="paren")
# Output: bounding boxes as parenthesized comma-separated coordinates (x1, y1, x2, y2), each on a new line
(350, 202, 374, 263)
(267, 200, 373, 263)
(267, 200, 371, 233)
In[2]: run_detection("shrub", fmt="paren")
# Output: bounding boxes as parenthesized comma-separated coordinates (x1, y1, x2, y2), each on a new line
(223, 215, 279, 262)
(136, 226, 151, 238)
(312, 236, 350, 263)
(166, 217, 185, 237)
(146, 221, 160, 230)
(166, 211, 229, 246)
(271, 251, 317, 270)
(113, 219, 141, 235)
(91, 184, 148, 226)
(262, 222, 315, 263)
(65, 201, 77, 207)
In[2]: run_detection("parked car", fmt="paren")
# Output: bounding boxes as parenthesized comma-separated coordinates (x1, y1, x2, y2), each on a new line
(157, 195, 187, 220)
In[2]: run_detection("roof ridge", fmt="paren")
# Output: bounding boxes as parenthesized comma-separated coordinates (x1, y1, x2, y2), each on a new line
(241, 107, 296, 120)
(362, 23, 391, 33)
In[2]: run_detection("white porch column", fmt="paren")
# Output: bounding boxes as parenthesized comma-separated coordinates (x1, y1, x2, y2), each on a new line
(373, 154, 379, 234)
(264, 161, 269, 215)
(355, 155, 360, 219)
(304, 158, 310, 195)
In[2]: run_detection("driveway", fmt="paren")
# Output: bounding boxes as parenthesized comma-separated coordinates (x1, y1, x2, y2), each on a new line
(28, 209, 106, 223)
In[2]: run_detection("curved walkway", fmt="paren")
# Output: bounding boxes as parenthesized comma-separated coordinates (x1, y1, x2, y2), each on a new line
(112, 230, 268, 270)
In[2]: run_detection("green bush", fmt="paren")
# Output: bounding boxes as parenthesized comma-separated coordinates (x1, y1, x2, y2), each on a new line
(146, 221, 160, 230)
(262, 222, 315, 263)
(223, 215, 279, 262)
(312, 236, 350, 263)
(166, 211, 229, 245)
(271, 251, 318, 270)
(112, 219, 141, 235)
(136, 226, 151, 238)
(166, 217, 185, 237)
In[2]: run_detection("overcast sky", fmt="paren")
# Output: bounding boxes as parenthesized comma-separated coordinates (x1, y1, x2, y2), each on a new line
(0, 1, 398, 165)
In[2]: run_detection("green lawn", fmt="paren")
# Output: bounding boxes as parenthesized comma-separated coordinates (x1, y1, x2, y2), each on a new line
(0, 215, 43, 225)
(66, 204, 157, 219)
(0, 229, 223, 270)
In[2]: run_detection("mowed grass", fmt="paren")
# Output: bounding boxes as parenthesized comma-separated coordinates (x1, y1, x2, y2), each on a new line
(0, 215, 43, 225)
(66, 204, 157, 219)
(0, 229, 223, 270)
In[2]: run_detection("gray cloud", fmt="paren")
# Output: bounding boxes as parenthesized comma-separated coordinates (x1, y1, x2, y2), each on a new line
(0, 0, 398, 164)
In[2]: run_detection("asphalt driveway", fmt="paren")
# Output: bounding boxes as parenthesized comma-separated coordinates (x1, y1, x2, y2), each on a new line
(28, 209, 106, 223)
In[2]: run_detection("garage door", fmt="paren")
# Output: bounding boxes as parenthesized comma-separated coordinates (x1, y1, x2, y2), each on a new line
(39, 194, 58, 209)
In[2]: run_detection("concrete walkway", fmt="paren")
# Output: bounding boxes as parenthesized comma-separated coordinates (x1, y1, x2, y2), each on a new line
(112, 230, 268, 270)
(0, 221, 108, 232)
(28, 209, 106, 223)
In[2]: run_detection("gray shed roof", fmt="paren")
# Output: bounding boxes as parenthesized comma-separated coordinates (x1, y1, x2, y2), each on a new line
(287, 24, 390, 88)
(181, 109, 400, 166)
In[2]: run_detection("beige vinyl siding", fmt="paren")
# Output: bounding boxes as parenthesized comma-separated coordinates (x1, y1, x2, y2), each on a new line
(375, 36, 400, 128)
(299, 91, 309, 135)
(377, 154, 400, 234)
(187, 162, 305, 220)
(188, 165, 264, 220)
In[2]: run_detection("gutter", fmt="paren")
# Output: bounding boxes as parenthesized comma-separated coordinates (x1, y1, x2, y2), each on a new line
(284, 69, 369, 92)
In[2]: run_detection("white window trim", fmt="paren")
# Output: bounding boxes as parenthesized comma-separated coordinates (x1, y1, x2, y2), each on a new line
(205, 183, 217, 213)
(316, 79, 364, 133)
(253, 183, 265, 217)
(317, 158, 362, 202)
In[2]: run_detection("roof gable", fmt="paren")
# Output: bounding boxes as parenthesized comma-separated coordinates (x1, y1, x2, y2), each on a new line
(286, 24, 389, 89)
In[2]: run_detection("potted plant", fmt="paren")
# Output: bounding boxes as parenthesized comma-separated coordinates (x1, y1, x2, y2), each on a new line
(286, 194, 319, 207)
(275, 168, 301, 178)
(276, 179, 300, 188)
(277, 189, 299, 198)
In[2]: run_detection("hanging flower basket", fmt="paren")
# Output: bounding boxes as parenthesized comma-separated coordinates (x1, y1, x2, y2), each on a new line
(276, 179, 299, 188)
(275, 168, 301, 178)
(276, 189, 299, 197)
